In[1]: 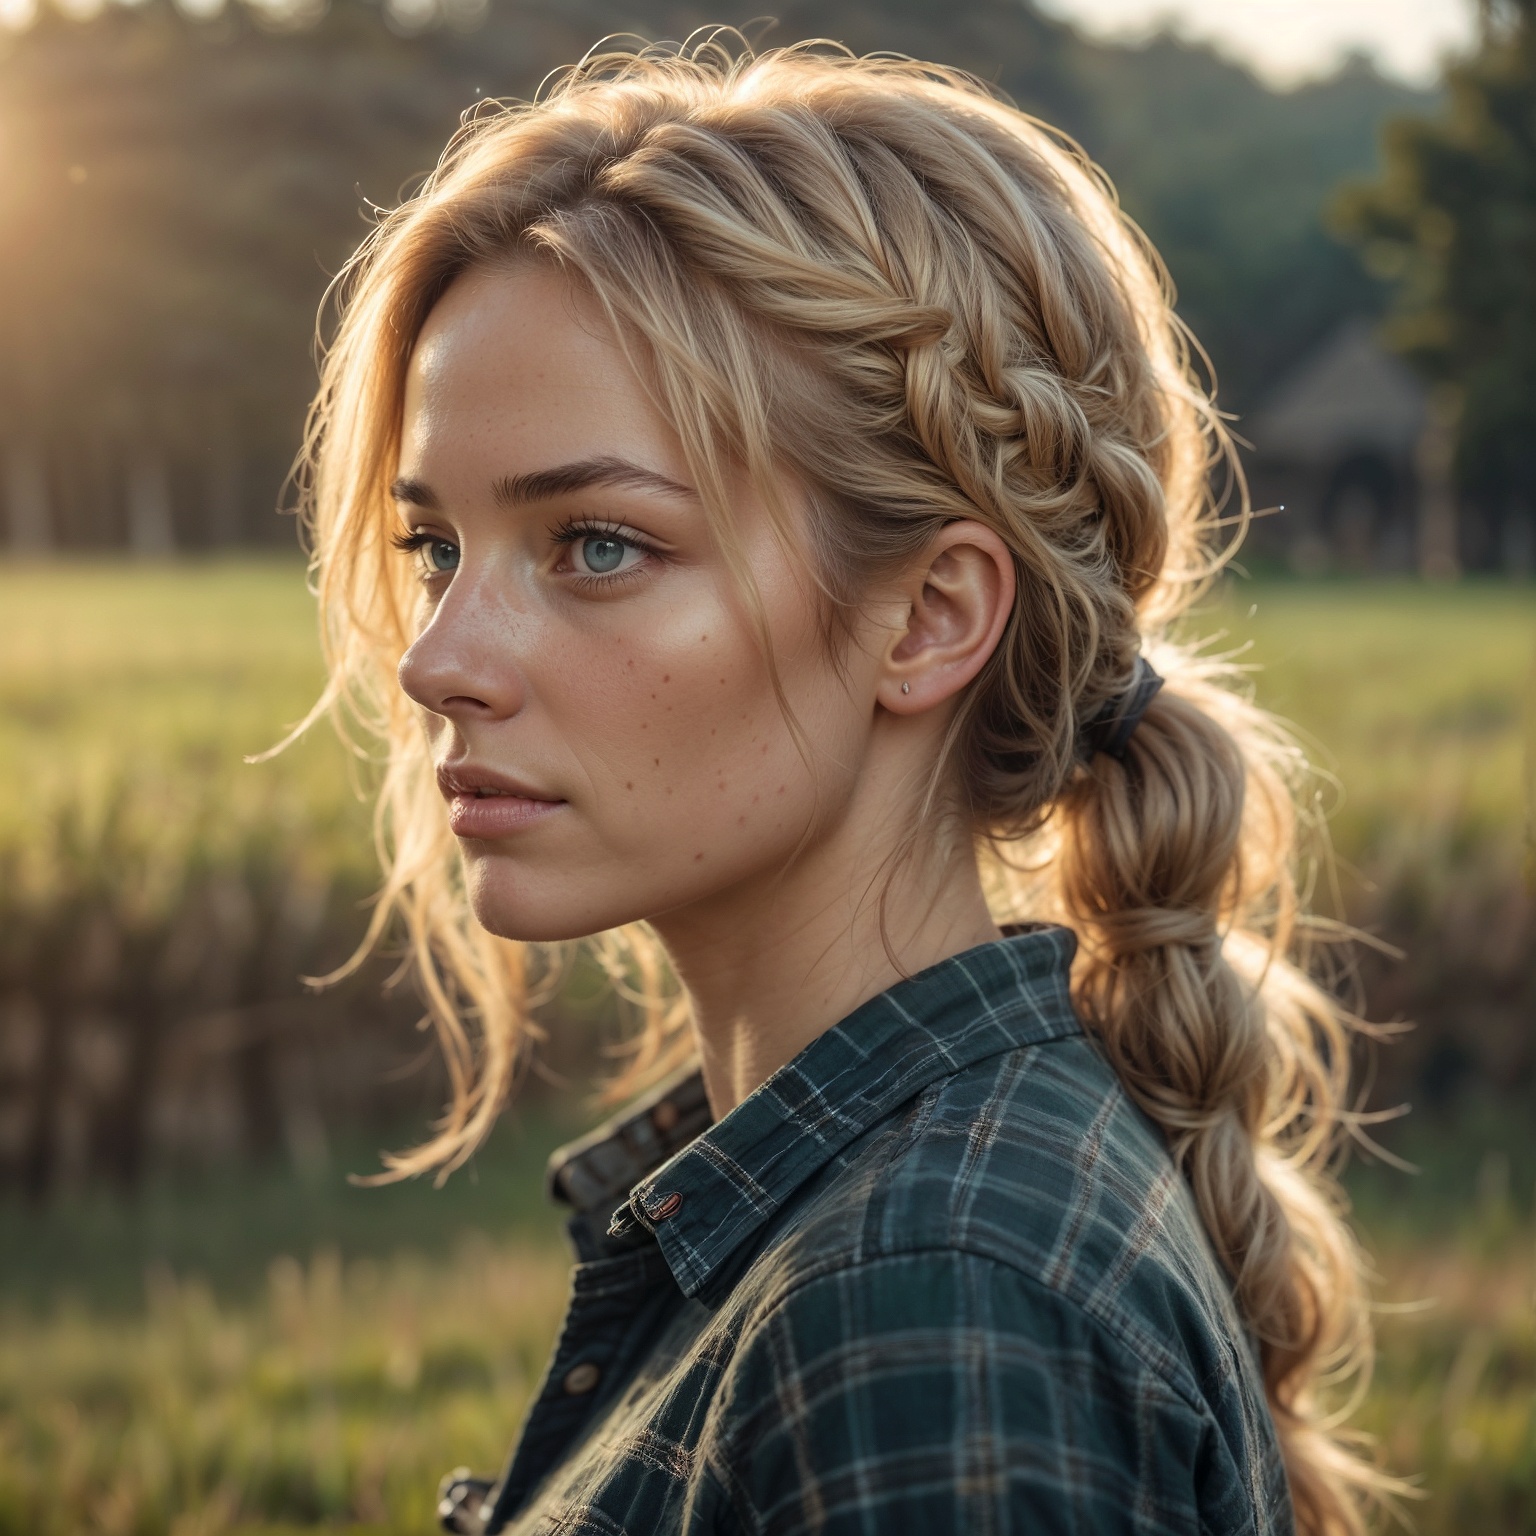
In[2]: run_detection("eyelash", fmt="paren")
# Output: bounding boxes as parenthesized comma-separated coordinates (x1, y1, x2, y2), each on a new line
(391, 531, 439, 552)
(550, 517, 657, 590)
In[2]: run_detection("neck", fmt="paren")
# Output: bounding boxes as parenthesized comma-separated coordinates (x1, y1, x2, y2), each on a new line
(652, 796, 1001, 1119)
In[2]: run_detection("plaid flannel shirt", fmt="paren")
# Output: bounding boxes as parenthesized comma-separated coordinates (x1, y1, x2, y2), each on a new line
(449, 925, 1293, 1536)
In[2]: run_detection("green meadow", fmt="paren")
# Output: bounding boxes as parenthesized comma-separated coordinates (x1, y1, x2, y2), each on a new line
(1, 560, 1525, 874)
(0, 561, 1532, 1534)
(0, 559, 366, 870)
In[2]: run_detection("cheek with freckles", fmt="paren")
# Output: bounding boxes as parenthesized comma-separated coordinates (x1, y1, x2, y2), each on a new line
(583, 632, 808, 865)
(570, 615, 842, 869)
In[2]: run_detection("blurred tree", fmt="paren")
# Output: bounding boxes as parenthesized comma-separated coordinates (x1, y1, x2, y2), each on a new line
(1081, 47, 1414, 409)
(1335, 0, 1536, 566)
(0, 1, 478, 546)
(0, 0, 1429, 548)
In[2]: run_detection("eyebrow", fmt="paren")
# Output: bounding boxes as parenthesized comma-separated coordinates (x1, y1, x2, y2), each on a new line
(389, 456, 697, 514)
(493, 456, 698, 508)
(390, 475, 440, 511)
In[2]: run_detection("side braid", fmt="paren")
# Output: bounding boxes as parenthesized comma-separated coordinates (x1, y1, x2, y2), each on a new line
(1056, 680, 1372, 1532)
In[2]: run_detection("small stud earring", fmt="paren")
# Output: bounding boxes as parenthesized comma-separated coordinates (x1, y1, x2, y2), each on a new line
(901, 681, 911, 695)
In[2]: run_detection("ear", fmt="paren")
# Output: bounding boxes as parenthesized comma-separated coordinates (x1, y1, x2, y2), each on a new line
(877, 520, 1016, 715)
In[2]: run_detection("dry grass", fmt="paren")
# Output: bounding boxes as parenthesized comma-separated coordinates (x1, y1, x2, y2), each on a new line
(0, 561, 1531, 1532)
(0, 1241, 570, 1536)
(0, 1205, 1529, 1536)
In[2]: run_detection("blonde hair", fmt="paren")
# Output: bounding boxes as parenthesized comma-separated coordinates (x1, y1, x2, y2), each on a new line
(298, 37, 1391, 1533)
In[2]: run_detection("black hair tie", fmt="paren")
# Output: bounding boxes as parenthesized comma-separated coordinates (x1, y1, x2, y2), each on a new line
(1081, 656, 1164, 762)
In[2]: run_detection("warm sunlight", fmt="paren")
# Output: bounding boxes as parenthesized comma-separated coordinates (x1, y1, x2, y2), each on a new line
(1040, 0, 1478, 84)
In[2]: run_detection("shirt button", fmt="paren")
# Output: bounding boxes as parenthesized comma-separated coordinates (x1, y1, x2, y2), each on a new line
(562, 1362, 602, 1396)
(649, 1192, 683, 1221)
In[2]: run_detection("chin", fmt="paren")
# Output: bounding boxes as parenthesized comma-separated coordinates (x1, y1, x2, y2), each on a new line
(462, 856, 650, 944)
(466, 889, 617, 945)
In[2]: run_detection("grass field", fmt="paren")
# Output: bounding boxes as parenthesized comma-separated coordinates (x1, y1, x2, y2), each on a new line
(0, 558, 368, 871)
(1195, 579, 1530, 854)
(1, 560, 1527, 863)
(0, 561, 1532, 1534)
(1, 1118, 1532, 1536)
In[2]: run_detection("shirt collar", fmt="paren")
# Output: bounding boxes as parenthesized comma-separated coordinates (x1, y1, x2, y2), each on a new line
(550, 924, 1082, 1301)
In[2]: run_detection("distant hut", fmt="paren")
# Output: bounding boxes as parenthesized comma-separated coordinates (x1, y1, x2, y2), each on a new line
(1242, 321, 1429, 574)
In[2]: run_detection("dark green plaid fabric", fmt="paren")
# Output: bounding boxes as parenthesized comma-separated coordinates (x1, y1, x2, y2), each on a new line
(475, 925, 1293, 1535)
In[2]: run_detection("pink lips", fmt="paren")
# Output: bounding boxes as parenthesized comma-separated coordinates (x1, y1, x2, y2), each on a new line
(437, 766, 566, 840)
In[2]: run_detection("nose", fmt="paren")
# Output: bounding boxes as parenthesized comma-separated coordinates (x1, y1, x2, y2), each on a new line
(397, 583, 526, 724)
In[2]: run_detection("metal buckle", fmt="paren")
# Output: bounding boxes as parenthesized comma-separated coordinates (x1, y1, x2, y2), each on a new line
(437, 1467, 496, 1534)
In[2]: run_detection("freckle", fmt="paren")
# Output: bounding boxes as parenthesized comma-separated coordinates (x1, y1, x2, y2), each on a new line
(752, 794, 759, 804)
(641, 723, 648, 730)
(694, 851, 704, 861)
(627, 659, 634, 668)
(653, 757, 660, 766)
(710, 728, 717, 737)
(666, 786, 673, 795)
(719, 677, 726, 685)
(777, 784, 786, 794)
(663, 674, 670, 683)
(761, 743, 768, 754)
(700, 634, 708, 642)
(737, 814, 746, 825)
(718, 781, 726, 790)
(625, 782, 633, 790)
(650, 693, 657, 700)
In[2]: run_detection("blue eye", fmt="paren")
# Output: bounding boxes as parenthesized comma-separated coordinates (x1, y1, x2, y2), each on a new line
(391, 528, 462, 577)
(579, 536, 627, 574)
(426, 539, 459, 573)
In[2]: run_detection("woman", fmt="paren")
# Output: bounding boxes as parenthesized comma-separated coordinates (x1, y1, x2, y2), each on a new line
(299, 38, 1390, 1535)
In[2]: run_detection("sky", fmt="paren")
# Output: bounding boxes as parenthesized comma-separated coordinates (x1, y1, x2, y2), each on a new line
(0, 0, 1482, 71)
(1037, 0, 1478, 86)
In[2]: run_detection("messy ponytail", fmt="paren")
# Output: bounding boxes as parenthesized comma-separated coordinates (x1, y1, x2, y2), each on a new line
(301, 36, 1394, 1531)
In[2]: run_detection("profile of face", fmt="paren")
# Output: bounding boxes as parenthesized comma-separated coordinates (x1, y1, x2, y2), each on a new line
(394, 263, 1012, 947)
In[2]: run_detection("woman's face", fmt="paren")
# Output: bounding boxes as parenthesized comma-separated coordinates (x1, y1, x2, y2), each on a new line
(394, 263, 890, 943)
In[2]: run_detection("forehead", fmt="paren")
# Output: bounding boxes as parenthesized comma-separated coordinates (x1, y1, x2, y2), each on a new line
(399, 263, 680, 474)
